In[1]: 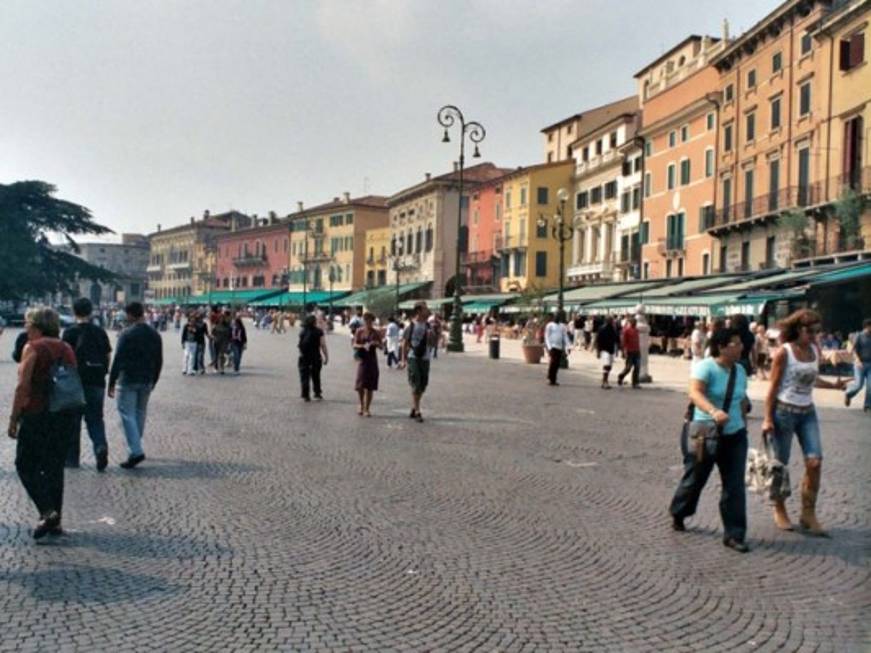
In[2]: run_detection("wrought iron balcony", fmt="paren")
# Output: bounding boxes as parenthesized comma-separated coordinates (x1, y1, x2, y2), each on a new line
(232, 253, 267, 267)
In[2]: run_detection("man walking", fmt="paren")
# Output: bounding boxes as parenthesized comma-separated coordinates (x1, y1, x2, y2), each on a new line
(617, 316, 641, 389)
(845, 318, 871, 412)
(400, 302, 433, 422)
(108, 302, 162, 469)
(62, 298, 112, 471)
(544, 311, 571, 386)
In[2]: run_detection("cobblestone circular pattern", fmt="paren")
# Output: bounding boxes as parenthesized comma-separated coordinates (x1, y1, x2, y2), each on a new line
(0, 325, 868, 652)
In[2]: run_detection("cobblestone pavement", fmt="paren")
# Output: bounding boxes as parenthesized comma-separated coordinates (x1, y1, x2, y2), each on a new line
(0, 325, 868, 652)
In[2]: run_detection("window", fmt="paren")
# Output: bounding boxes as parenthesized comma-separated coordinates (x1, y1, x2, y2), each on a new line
(622, 160, 632, 176)
(799, 81, 812, 116)
(666, 259, 672, 278)
(724, 83, 734, 102)
(547, 152, 553, 163)
(604, 180, 617, 200)
(680, 158, 691, 185)
(645, 141, 652, 157)
(840, 31, 865, 71)
(705, 148, 715, 177)
(536, 187, 548, 205)
(744, 169, 755, 216)
(844, 116, 864, 188)
(800, 32, 812, 56)
(520, 187, 527, 206)
(644, 172, 652, 197)
(770, 96, 782, 129)
(345, 214, 354, 225)
(416, 228, 422, 253)
(634, 157, 642, 172)
(706, 113, 715, 131)
(772, 51, 782, 73)
(576, 191, 589, 209)
(746, 112, 756, 142)
(668, 130, 676, 147)
(406, 231, 413, 253)
(632, 186, 641, 210)
(723, 178, 732, 215)
(329, 214, 343, 226)
(680, 125, 689, 142)
(505, 191, 511, 208)
(699, 204, 715, 230)
(640, 221, 650, 245)
(667, 163, 676, 190)
(724, 123, 733, 152)
(582, 146, 589, 162)
(720, 245, 728, 272)
(747, 68, 757, 88)
(765, 236, 776, 268)
(702, 253, 710, 275)
(513, 251, 525, 277)
(740, 241, 750, 271)
(666, 212, 685, 250)
(590, 186, 602, 204)
(595, 139, 603, 155)
(798, 147, 811, 205)
(769, 159, 780, 210)
(620, 191, 630, 213)
(610, 131, 618, 148)
(643, 262, 650, 279)
(535, 251, 547, 277)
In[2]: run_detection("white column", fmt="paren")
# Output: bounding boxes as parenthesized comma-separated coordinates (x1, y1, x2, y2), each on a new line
(572, 226, 581, 265)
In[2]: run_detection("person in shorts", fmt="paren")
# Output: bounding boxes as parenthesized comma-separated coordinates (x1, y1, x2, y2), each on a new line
(594, 317, 618, 389)
(399, 301, 434, 423)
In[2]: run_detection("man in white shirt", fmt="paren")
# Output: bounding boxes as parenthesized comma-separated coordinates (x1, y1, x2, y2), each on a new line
(690, 319, 707, 370)
(545, 311, 572, 386)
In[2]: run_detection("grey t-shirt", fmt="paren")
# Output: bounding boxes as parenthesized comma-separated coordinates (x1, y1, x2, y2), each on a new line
(403, 321, 431, 360)
(854, 331, 871, 364)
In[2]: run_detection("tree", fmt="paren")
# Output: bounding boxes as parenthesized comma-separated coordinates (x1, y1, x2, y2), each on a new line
(778, 209, 814, 261)
(833, 186, 865, 250)
(0, 181, 115, 301)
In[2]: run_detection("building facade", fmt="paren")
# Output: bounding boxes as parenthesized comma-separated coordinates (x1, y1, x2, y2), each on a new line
(541, 96, 639, 164)
(147, 211, 250, 300)
(364, 227, 390, 288)
(68, 234, 150, 305)
(568, 109, 639, 283)
(496, 161, 574, 292)
(388, 163, 508, 298)
(287, 194, 389, 293)
(464, 178, 504, 291)
(213, 214, 290, 293)
(637, 35, 726, 279)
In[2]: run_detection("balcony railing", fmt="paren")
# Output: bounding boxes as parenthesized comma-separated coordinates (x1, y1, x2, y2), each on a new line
(575, 149, 617, 176)
(461, 251, 494, 267)
(233, 253, 267, 267)
(497, 235, 528, 250)
(656, 236, 685, 256)
(301, 251, 332, 264)
(146, 264, 163, 273)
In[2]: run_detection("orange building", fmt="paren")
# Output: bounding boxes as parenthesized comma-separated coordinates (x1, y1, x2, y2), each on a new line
(636, 35, 727, 279)
(465, 178, 505, 291)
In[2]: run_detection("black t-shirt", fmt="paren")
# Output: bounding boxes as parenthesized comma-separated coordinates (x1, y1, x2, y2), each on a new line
(298, 326, 323, 360)
(62, 322, 112, 387)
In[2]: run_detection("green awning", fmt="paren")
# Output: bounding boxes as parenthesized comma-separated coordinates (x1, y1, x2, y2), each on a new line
(182, 289, 285, 305)
(151, 296, 181, 306)
(544, 279, 671, 310)
(803, 261, 871, 286)
(336, 281, 431, 308)
(640, 273, 760, 298)
(248, 290, 349, 307)
(715, 268, 823, 293)
(398, 292, 521, 312)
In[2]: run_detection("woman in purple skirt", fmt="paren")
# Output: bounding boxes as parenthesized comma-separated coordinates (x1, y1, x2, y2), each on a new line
(353, 312, 382, 416)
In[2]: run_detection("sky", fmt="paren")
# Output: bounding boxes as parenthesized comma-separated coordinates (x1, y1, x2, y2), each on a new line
(1, 0, 765, 241)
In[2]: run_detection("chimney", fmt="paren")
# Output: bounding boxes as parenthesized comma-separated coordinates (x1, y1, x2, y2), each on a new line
(252, 213, 258, 228)
(297, 201, 304, 212)
(231, 215, 237, 232)
(722, 18, 730, 42)
(342, 192, 351, 204)
(203, 209, 210, 220)
(425, 172, 431, 181)
(157, 223, 162, 232)
(269, 210, 277, 224)
(453, 162, 459, 172)
(333, 196, 339, 203)
(190, 216, 195, 225)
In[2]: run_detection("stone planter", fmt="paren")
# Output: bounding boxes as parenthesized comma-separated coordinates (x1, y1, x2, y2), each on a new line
(521, 343, 545, 364)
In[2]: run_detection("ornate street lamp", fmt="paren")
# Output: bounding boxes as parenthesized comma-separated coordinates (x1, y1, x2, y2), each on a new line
(437, 104, 485, 352)
(536, 188, 572, 312)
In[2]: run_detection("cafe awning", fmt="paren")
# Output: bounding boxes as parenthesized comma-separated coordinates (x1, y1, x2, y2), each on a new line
(183, 289, 285, 305)
(544, 279, 671, 310)
(248, 290, 349, 307)
(336, 281, 431, 309)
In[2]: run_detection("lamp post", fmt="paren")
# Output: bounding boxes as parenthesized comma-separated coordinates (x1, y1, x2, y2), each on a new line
(437, 104, 486, 353)
(328, 266, 335, 325)
(302, 219, 309, 313)
(536, 188, 572, 313)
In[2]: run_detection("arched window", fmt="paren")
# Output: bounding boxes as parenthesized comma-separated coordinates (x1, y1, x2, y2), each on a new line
(415, 227, 423, 253)
(390, 236, 396, 256)
(425, 223, 434, 252)
(406, 230, 414, 254)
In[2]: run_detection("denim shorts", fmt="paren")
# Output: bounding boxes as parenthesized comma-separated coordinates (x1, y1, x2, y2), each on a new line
(771, 404, 822, 463)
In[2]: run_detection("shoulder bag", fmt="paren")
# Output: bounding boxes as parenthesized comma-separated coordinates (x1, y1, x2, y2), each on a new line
(48, 355, 86, 413)
(687, 365, 737, 463)
(746, 430, 791, 500)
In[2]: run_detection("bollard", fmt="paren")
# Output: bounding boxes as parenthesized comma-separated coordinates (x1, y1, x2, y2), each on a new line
(489, 336, 500, 360)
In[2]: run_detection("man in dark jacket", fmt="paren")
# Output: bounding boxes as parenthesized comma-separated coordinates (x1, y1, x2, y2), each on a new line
(108, 302, 162, 469)
(595, 317, 619, 389)
(62, 298, 112, 471)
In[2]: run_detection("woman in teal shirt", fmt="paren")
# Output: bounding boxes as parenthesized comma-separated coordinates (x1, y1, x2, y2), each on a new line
(670, 327, 751, 552)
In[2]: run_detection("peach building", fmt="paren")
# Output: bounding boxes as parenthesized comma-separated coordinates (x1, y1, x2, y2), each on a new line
(636, 35, 727, 279)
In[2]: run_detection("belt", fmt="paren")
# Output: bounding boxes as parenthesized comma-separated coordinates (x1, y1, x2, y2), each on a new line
(776, 400, 814, 414)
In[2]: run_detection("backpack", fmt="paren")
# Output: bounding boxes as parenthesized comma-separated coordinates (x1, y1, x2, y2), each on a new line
(48, 355, 86, 413)
(408, 323, 430, 359)
(73, 324, 108, 383)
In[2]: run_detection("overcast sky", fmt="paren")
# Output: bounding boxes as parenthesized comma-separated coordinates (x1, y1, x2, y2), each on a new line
(1, 0, 764, 240)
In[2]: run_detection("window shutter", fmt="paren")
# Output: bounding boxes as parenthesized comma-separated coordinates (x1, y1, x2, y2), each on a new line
(840, 39, 852, 70)
(852, 32, 865, 68)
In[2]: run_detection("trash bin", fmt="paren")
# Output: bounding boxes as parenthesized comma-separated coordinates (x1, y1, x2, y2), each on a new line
(489, 336, 500, 360)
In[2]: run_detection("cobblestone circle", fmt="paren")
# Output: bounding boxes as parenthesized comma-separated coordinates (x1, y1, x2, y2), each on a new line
(0, 325, 868, 651)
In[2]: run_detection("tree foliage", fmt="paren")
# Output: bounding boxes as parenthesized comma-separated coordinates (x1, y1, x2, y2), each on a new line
(0, 181, 115, 301)
(833, 186, 864, 242)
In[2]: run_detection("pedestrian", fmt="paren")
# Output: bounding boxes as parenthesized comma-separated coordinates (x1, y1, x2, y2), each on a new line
(181, 315, 199, 375)
(208, 305, 221, 367)
(595, 317, 618, 389)
(353, 312, 382, 416)
(690, 319, 707, 368)
(61, 298, 112, 471)
(754, 324, 770, 380)
(298, 313, 328, 401)
(212, 311, 231, 375)
(229, 313, 247, 374)
(669, 327, 751, 552)
(732, 314, 756, 377)
(544, 311, 571, 386)
(348, 307, 363, 338)
(8, 308, 80, 539)
(844, 317, 871, 412)
(108, 302, 162, 469)
(583, 316, 593, 350)
(385, 315, 401, 368)
(763, 309, 848, 535)
(617, 317, 642, 388)
(194, 313, 209, 374)
(399, 302, 434, 422)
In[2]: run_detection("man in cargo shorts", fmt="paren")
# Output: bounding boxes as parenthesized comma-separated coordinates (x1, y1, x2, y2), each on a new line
(399, 301, 434, 423)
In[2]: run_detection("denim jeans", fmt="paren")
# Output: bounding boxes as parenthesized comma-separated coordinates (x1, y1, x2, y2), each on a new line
(670, 428, 748, 542)
(117, 383, 151, 457)
(183, 342, 198, 374)
(195, 343, 205, 372)
(771, 406, 822, 463)
(619, 352, 641, 386)
(230, 341, 244, 372)
(845, 363, 871, 410)
(67, 385, 108, 465)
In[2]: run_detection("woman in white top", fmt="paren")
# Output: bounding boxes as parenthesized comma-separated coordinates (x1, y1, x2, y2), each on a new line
(763, 309, 847, 535)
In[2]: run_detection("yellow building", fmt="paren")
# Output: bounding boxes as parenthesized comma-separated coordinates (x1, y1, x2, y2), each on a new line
(364, 227, 391, 288)
(497, 161, 575, 292)
(286, 194, 389, 293)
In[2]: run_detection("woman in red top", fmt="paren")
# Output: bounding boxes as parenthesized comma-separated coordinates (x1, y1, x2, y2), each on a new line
(7, 308, 78, 540)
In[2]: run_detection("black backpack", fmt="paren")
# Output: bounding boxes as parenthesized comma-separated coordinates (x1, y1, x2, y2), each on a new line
(73, 324, 108, 382)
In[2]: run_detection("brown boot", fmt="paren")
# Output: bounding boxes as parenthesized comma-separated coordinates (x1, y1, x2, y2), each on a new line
(798, 467, 828, 537)
(772, 499, 794, 531)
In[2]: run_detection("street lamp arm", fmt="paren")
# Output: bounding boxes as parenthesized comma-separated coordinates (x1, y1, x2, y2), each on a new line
(464, 121, 486, 144)
(437, 105, 464, 130)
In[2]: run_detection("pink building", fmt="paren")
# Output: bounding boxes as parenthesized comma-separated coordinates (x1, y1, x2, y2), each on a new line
(213, 217, 291, 291)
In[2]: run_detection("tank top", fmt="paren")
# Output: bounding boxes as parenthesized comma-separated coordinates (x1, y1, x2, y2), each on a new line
(777, 342, 818, 407)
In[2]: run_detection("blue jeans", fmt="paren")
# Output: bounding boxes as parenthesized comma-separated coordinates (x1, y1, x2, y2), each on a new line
(117, 384, 151, 457)
(771, 406, 822, 462)
(67, 385, 108, 465)
(670, 429, 748, 542)
(845, 363, 870, 410)
(230, 342, 244, 372)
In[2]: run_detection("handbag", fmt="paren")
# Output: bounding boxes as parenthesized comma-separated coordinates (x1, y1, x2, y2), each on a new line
(687, 365, 737, 463)
(746, 430, 791, 500)
(48, 356, 86, 413)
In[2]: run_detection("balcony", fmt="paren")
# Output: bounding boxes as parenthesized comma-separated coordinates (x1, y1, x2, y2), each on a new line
(167, 260, 192, 271)
(567, 253, 615, 279)
(575, 149, 617, 176)
(657, 236, 685, 257)
(496, 235, 528, 252)
(461, 251, 495, 268)
(233, 253, 267, 267)
(301, 251, 332, 264)
(146, 264, 163, 273)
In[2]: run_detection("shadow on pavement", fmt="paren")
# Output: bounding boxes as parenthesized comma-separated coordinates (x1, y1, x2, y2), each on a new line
(113, 458, 263, 480)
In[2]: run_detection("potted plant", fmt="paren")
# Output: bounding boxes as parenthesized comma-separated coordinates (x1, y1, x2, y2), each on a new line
(521, 322, 545, 364)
